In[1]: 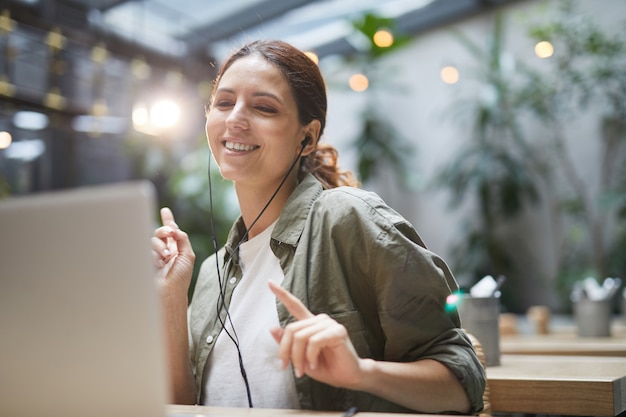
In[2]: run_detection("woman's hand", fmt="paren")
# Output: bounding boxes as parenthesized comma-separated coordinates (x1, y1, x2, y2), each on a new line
(268, 281, 363, 389)
(268, 281, 472, 413)
(151, 207, 195, 294)
(152, 207, 197, 404)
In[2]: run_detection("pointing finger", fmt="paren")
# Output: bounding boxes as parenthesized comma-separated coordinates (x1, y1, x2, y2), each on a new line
(160, 207, 178, 228)
(269, 281, 314, 321)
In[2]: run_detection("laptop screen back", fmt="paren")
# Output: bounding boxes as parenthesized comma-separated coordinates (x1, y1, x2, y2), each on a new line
(0, 181, 169, 417)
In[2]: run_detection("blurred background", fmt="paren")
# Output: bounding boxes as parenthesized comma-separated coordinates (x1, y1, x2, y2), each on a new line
(0, 0, 624, 314)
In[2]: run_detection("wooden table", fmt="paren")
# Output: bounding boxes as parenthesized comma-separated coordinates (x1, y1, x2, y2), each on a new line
(166, 404, 440, 416)
(487, 354, 626, 416)
(500, 316, 626, 356)
(501, 332, 626, 356)
(167, 354, 626, 417)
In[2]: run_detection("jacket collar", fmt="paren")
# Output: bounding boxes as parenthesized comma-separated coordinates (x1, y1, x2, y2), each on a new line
(272, 173, 323, 247)
(223, 173, 323, 259)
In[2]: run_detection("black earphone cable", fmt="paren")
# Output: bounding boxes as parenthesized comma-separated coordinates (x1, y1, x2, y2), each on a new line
(208, 156, 253, 407)
(207, 137, 310, 408)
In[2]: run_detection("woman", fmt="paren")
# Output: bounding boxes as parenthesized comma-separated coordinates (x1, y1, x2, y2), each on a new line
(152, 40, 485, 414)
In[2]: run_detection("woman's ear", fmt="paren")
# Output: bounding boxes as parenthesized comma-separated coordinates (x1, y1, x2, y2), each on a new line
(301, 135, 312, 147)
(301, 120, 321, 155)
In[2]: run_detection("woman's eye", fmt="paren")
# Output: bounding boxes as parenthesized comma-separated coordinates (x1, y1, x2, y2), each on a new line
(215, 100, 233, 108)
(256, 106, 277, 114)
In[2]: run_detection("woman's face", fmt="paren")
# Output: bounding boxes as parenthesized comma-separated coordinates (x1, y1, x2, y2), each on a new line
(206, 54, 313, 189)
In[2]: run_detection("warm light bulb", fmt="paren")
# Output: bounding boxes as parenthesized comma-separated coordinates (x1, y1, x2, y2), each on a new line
(131, 57, 151, 79)
(132, 103, 149, 127)
(440, 66, 459, 84)
(349, 73, 369, 92)
(534, 41, 554, 58)
(0, 131, 12, 149)
(373, 29, 394, 48)
(150, 100, 181, 128)
(304, 51, 319, 65)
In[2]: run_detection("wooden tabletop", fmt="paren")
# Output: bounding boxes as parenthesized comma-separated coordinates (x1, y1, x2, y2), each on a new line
(167, 353, 626, 417)
(500, 316, 626, 356)
(487, 354, 626, 416)
(166, 404, 441, 417)
(501, 332, 626, 356)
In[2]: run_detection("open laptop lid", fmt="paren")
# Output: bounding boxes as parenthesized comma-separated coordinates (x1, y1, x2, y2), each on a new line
(0, 181, 169, 417)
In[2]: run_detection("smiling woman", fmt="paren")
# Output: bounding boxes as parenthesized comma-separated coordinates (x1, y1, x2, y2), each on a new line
(151, 39, 486, 415)
(205, 53, 309, 200)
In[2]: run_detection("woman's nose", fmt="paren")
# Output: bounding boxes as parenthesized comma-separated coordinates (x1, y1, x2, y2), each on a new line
(225, 102, 249, 130)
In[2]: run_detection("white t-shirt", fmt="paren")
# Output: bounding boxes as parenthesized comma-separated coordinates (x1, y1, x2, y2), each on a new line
(202, 221, 300, 408)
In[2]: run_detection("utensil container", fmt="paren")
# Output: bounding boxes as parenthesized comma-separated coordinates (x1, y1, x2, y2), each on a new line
(456, 294, 501, 366)
(573, 298, 611, 337)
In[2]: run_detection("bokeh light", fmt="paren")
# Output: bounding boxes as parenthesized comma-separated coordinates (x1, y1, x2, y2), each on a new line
(373, 29, 394, 48)
(534, 41, 554, 58)
(0, 131, 12, 149)
(349, 73, 369, 92)
(304, 51, 319, 65)
(440, 66, 460, 84)
(132, 103, 149, 127)
(150, 100, 181, 129)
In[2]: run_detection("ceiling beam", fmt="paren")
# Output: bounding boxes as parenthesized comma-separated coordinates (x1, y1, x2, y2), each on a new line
(394, 0, 524, 35)
(184, 0, 321, 58)
(310, 0, 526, 59)
(89, 0, 138, 12)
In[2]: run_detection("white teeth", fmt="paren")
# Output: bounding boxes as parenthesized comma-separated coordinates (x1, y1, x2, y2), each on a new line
(225, 141, 257, 152)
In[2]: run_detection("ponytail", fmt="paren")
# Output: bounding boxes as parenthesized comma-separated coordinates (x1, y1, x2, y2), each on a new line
(300, 143, 359, 189)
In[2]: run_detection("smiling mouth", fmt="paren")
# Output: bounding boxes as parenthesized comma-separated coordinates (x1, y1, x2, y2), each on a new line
(224, 141, 259, 152)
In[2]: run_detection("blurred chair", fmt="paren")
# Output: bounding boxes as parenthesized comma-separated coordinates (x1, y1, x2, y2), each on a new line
(499, 313, 518, 336)
(465, 331, 491, 417)
(527, 305, 551, 334)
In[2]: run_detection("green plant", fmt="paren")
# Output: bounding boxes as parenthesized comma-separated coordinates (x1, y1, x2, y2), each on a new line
(0, 173, 10, 198)
(520, 0, 626, 297)
(342, 13, 416, 186)
(436, 0, 626, 310)
(434, 11, 545, 299)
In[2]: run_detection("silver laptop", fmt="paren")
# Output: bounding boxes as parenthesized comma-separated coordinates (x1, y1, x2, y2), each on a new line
(0, 181, 169, 417)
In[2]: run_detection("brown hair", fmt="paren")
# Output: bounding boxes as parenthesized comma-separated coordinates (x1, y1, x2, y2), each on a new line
(210, 40, 358, 189)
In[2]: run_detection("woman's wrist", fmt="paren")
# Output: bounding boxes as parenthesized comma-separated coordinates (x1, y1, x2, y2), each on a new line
(347, 357, 377, 391)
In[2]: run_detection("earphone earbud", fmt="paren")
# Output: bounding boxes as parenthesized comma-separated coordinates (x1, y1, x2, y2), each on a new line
(301, 136, 311, 146)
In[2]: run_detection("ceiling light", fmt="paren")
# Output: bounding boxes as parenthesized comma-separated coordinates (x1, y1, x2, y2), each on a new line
(535, 41, 554, 59)
(349, 73, 369, 92)
(304, 52, 319, 65)
(4, 138, 45, 161)
(72, 116, 128, 135)
(0, 131, 12, 149)
(150, 100, 181, 129)
(132, 103, 150, 127)
(440, 66, 459, 84)
(13, 111, 49, 130)
(373, 29, 394, 48)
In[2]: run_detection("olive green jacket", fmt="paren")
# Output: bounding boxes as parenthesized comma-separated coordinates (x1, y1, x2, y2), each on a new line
(188, 174, 485, 414)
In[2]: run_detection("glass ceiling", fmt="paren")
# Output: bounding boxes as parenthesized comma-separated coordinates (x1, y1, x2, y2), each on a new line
(90, 0, 437, 61)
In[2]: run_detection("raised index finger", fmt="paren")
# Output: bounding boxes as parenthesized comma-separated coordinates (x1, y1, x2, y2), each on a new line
(160, 207, 177, 228)
(269, 281, 314, 321)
